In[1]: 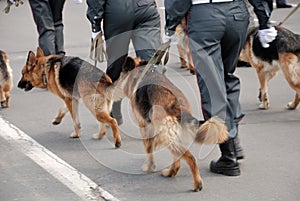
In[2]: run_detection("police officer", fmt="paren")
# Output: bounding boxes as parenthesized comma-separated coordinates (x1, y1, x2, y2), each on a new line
(86, 0, 161, 125)
(164, 0, 276, 176)
(29, 0, 66, 56)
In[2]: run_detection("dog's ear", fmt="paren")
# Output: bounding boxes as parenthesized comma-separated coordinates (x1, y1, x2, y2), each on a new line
(133, 57, 147, 67)
(122, 56, 136, 72)
(26, 51, 36, 71)
(47, 56, 62, 66)
(138, 59, 148, 67)
(36, 47, 44, 58)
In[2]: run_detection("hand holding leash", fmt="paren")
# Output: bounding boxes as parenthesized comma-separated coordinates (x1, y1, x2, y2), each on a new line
(90, 31, 107, 64)
(258, 27, 278, 48)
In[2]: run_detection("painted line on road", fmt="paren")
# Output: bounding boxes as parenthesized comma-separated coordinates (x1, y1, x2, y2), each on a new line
(0, 117, 120, 201)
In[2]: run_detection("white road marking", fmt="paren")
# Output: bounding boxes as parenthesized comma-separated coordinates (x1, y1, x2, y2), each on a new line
(0, 117, 120, 201)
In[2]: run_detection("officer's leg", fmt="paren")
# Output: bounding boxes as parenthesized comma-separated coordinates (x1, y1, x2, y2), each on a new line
(132, 4, 161, 61)
(29, 0, 55, 56)
(49, 0, 66, 55)
(188, 3, 239, 176)
(221, 1, 249, 160)
(105, 32, 131, 125)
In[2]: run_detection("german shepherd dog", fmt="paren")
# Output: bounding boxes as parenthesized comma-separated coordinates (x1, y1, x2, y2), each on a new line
(114, 57, 228, 191)
(17, 47, 122, 148)
(0, 50, 13, 108)
(241, 26, 300, 110)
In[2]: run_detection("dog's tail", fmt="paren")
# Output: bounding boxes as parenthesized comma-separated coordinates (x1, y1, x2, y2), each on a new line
(181, 112, 228, 145)
(195, 117, 228, 144)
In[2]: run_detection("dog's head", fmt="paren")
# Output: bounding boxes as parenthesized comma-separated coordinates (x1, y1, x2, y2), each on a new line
(18, 47, 57, 91)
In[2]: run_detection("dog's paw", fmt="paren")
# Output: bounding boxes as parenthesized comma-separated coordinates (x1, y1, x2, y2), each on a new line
(193, 181, 203, 192)
(141, 162, 156, 172)
(161, 167, 177, 177)
(92, 132, 105, 140)
(52, 118, 62, 125)
(70, 131, 79, 138)
(1, 101, 8, 108)
(115, 140, 121, 148)
(287, 102, 297, 110)
(259, 102, 269, 110)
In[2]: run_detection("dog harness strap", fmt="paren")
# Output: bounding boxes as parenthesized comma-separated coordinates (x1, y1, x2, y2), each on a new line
(134, 41, 171, 92)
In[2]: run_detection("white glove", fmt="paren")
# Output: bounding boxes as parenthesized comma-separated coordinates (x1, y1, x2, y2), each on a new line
(73, 0, 83, 3)
(162, 32, 178, 45)
(92, 31, 101, 40)
(258, 27, 278, 48)
(8, 0, 22, 6)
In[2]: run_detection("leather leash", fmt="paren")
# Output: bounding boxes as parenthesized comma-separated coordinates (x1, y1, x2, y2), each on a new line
(134, 41, 171, 91)
(277, 3, 300, 26)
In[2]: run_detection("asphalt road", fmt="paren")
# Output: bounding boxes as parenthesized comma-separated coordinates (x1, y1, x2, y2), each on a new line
(1, 0, 300, 201)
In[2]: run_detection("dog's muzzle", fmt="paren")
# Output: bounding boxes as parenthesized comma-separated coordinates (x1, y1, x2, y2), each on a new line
(17, 80, 34, 91)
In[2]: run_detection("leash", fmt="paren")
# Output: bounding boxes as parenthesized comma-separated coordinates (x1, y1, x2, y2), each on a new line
(277, 3, 300, 26)
(90, 32, 107, 67)
(133, 41, 171, 92)
(133, 41, 171, 91)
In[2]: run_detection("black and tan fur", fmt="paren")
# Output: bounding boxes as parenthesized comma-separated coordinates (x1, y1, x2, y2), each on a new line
(0, 50, 13, 108)
(114, 57, 228, 191)
(17, 47, 121, 148)
(240, 26, 300, 110)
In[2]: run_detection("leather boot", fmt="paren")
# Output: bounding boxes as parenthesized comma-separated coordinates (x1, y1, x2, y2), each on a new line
(234, 124, 244, 160)
(111, 100, 123, 125)
(210, 139, 240, 176)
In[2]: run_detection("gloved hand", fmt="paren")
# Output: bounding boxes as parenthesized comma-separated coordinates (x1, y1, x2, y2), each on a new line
(90, 31, 107, 63)
(258, 27, 278, 48)
(162, 31, 178, 45)
(3, 0, 23, 14)
(73, 0, 83, 3)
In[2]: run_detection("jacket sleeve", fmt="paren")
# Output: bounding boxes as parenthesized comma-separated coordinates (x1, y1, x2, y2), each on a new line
(164, 0, 192, 34)
(86, 0, 105, 33)
(248, 0, 273, 29)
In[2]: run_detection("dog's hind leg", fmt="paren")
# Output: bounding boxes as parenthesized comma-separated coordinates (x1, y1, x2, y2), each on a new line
(4, 90, 10, 108)
(95, 111, 121, 148)
(256, 69, 278, 109)
(0, 86, 5, 107)
(162, 145, 202, 192)
(188, 51, 195, 75)
(141, 135, 156, 172)
(64, 98, 81, 138)
(52, 104, 69, 125)
(161, 155, 181, 177)
(287, 92, 300, 109)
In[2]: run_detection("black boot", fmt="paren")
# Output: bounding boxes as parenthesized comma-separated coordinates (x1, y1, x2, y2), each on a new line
(111, 100, 123, 125)
(210, 139, 240, 176)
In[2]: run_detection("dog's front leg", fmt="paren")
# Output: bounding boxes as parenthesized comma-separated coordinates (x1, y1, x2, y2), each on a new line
(64, 98, 81, 138)
(52, 104, 69, 125)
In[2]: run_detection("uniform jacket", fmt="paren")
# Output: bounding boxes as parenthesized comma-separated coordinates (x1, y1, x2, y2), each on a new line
(164, 0, 273, 32)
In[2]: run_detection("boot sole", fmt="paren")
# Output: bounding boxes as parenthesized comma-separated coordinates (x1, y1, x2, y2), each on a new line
(210, 165, 241, 176)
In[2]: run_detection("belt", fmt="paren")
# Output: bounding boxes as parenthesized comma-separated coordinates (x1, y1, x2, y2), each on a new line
(192, 0, 234, 4)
